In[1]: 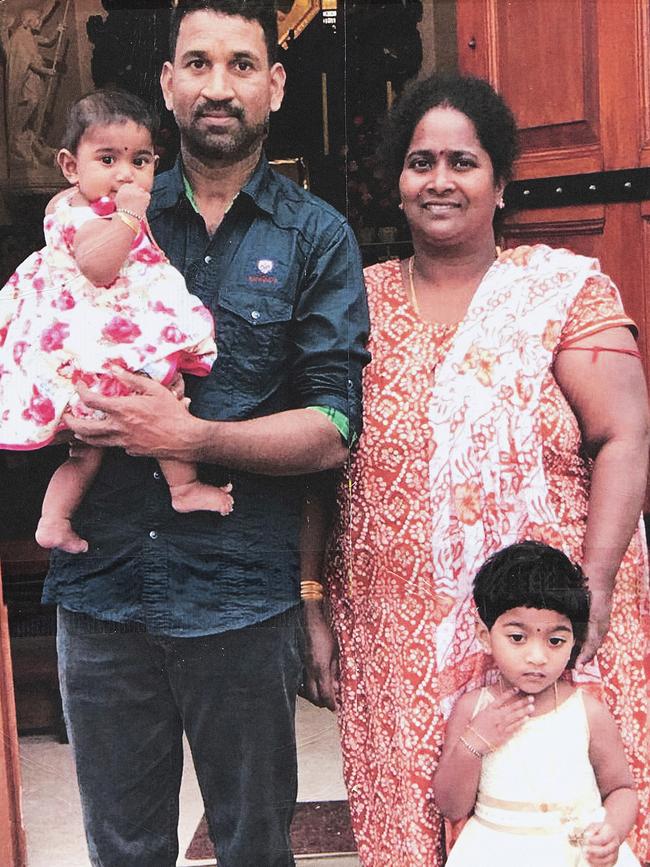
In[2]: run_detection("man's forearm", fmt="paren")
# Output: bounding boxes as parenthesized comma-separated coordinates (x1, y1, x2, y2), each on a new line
(177, 408, 348, 475)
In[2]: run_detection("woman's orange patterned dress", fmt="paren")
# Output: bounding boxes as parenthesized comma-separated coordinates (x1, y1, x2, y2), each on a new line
(327, 256, 650, 867)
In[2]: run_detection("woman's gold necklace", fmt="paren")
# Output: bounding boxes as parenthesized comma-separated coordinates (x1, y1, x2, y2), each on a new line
(407, 255, 422, 318)
(407, 249, 502, 320)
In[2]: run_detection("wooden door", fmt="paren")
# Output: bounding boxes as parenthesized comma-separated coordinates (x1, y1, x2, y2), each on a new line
(0, 564, 26, 867)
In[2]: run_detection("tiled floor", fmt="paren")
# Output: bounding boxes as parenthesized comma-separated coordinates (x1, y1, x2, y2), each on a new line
(19, 698, 359, 867)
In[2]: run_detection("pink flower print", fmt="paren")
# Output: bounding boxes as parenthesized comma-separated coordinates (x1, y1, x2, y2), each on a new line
(101, 316, 142, 344)
(62, 224, 76, 250)
(71, 368, 97, 389)
(22, 385, 55, 426)
(13, 341, 28, 364)
(33, 277, 45, 293)
(0, 327, 7, 347)
(152, 300, 175, 315)
(134, 245, 164, 265)
(52, 289, 76, 310)
(7, 271, 19, 289)
(98, 372, 132, 398)
(40, 321, 69, 352)
(160, 324, 187, 344)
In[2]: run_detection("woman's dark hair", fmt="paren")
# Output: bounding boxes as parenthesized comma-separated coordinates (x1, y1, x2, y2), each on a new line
(473, 540, 590, 669)
(60, 90, 158, 154)
(169, 0, 278, 65)
(378, 73, 518, 188)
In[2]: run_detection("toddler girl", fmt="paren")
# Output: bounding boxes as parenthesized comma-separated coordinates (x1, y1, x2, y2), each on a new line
(434, 541, 640, 867)
(0, 90, 233, 553)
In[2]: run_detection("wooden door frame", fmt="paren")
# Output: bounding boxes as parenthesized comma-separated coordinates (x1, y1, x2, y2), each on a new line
(0, 565, 27, 867)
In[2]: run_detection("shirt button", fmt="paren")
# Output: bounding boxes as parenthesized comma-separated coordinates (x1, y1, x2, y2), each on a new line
(204, 255, 212, 264)
(149, 530, 158, 540)
(251, 310, 260, 321)
(153, 471, 161, 480)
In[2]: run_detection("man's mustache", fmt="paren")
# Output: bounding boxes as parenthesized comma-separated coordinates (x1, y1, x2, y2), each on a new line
(195, 101, 244, 120)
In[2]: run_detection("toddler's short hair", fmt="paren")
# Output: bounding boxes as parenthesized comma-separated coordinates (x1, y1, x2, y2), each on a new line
(473, 540, 590, 668)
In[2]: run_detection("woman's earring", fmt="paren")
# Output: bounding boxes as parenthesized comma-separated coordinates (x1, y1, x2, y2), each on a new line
(497, 195, 505, 210)
(398, 201, 404, 210)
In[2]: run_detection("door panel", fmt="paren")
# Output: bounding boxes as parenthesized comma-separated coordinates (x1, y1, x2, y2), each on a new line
(458, 0, 602, 178)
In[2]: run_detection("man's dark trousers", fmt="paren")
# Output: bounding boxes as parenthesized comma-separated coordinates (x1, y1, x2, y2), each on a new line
(58, 606, 302, 867)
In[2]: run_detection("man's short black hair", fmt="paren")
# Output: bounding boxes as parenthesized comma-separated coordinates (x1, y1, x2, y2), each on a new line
(60, 89, 158, 154)
(169, 0, 279, 65)
(473, 540, 590, 668)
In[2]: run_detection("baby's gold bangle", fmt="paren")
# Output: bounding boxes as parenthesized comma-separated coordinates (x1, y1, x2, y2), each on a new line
(301, 580, 325, 601)
(114, 210, 140, 234)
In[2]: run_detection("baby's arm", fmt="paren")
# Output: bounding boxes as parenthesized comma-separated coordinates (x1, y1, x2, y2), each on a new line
(433, 688, 534, 821)
(72, 183, 150, 287)
(582, 693, 638, 866)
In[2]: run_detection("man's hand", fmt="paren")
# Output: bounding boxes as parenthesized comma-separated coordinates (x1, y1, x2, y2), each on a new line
(63, 368, 195, 458)
(300, 601, 339, 711)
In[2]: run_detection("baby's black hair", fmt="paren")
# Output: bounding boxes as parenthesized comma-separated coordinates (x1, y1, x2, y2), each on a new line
(473, 540, 590, 668)
(60, 90, 158, 155)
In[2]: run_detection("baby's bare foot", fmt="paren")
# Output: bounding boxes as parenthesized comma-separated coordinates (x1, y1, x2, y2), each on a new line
(170, 482, 233, 516)
(36, 517, 89, 553)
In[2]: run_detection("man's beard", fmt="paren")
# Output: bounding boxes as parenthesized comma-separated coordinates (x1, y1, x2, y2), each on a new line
(182, 104, 270, 162)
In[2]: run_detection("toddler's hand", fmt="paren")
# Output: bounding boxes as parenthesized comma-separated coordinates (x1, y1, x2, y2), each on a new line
(115, 183, 150, 219)
(466, 689, 534, 753)
(581, 821, 620, 866)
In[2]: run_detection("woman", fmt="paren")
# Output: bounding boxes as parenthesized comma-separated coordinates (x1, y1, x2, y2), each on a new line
(326, 74, 650, 866)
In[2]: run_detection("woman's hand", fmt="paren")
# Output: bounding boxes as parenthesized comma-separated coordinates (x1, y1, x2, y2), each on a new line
(465, 689, 534, 752)
(300, 600, 339, 711)
(581, 821, 621, 866)
(576, 590, 612, 668)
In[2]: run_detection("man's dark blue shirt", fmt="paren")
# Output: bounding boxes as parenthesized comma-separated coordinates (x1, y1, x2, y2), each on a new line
(43, 156, 370, 636)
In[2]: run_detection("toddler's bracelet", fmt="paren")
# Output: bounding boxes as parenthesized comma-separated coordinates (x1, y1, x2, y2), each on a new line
(459, 735, 485, 759)
(115, 210, 141, 234)
(467, 725, 495, 753)
(301, 580, 325, 602)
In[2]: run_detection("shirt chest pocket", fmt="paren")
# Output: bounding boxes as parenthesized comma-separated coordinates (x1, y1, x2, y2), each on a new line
(216, 291, 294, 380)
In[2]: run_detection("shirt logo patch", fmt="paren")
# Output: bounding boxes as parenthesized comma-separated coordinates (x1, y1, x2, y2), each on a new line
(257, 259, 274, 274)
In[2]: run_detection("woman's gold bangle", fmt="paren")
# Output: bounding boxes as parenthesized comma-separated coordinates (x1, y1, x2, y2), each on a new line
(301, 580, 325, 601)
(114, 210, 140, 234)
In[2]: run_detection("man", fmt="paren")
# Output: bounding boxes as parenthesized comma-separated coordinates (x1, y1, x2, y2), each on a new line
(46, 2, 369, 865)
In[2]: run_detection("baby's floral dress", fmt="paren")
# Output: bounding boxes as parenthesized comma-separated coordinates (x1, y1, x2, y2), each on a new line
(0, 189, 217, 449)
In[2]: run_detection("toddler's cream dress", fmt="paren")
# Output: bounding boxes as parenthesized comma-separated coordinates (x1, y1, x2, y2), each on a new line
(445, 688, 640, 866)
